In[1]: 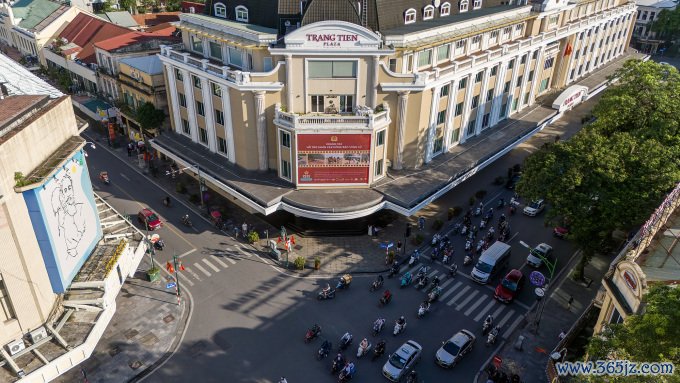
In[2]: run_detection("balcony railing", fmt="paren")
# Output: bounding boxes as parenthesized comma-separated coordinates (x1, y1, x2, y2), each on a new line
(274, 105, 391, 130)
(118, 72, 161, 95)
(161, 45, 253, 86)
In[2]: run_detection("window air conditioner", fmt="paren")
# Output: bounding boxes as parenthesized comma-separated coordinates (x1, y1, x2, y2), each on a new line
(6, 339, 25, 356)
(29, 327, 48, 344)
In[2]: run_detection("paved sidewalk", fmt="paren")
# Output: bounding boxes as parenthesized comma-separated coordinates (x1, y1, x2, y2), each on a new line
(53, 258, 189, 383)
(478, 252, 610, 383)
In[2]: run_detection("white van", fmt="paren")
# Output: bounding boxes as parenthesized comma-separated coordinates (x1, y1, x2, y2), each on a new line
(470, 241, 512, 284)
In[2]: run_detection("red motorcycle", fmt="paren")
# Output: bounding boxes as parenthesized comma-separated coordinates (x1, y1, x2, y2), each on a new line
(553, 227, 569, 238)
(304, 324, 321, 343)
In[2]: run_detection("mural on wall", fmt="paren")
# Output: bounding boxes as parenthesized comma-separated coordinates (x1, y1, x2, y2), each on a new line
(24, 150, 102, 293)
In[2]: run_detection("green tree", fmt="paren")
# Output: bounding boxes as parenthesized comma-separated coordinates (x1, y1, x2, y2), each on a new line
(586, 285, 680, 383)
(165, 0, 181, 11)
(516, 60, 680, 279)
(119, 0, 136, 12)
(100, 1, 114, 12)
(135, 102, 165, 133)
(651, 7, 680, 41)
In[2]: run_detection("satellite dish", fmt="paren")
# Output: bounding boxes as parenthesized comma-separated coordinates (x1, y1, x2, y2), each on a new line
(433, 0, 441, 6)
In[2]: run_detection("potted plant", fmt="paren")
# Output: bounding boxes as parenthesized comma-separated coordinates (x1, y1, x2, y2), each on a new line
(147, 266, 160, 282)
(247, 230, 260, 244)
(387, 251, 395, 265)
(314, 257, 321, 270)
(294, 256, 306, 270)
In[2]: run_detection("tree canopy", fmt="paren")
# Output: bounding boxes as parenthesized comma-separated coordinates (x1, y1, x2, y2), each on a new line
(585, 285, 680, 383)
(516, 60, 680, 278)
(651, 7, 680, 42)
(136, 102, 165, 132)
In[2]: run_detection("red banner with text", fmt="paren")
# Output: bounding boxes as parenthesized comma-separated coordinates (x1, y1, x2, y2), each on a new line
(297, 134, 371, 184)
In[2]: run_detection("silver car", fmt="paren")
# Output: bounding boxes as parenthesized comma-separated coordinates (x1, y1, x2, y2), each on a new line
(382, 340, 422, 381)
(527, 243, 553, 268)
(435, 330, 476, 368)
(523, 199, 545, 216)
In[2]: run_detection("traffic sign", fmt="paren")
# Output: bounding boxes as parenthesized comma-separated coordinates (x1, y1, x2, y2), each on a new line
(166, 282, 177, 289)
(493, 355, 502, 368)
(379, 242, 394, 249)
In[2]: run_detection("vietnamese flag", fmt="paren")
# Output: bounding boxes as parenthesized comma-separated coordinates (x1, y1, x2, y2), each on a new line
(564, 43, 573, 56)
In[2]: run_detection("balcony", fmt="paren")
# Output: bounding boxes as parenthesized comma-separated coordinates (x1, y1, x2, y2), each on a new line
(160, 46, 254, 86)
(274, 104, 391, 131)
(118, 72, 163, 95)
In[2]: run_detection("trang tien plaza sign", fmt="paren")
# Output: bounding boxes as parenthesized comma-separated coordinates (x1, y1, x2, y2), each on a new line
(305, 33, 359, 47)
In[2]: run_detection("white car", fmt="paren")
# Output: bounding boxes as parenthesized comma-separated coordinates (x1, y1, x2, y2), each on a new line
(382, 340, 422, 381)
(523, 199, 545, 216)
(527, 243, 553, 268)
(435, 330, 476, 368)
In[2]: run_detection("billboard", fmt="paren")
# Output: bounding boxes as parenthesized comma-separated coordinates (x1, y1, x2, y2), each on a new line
(297, 134, 371, 185)
(23, 150, 102, 293)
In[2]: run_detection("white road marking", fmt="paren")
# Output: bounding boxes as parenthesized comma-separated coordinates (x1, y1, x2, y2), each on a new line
(202, 259, 220, 272)
(464, 294, 489, 316)
(119, 173, 130, 181)
(438, 278, 456, 290)
(440, 281, 463, 301)
(193, 263, 212, 277)
(474, 300, 498, 322)
(498, 309, 516, 328)
(427, 270, 439, 278)
(455, 290, 479, 310)
(178, 271, 195, 286)
(183, 267, 202, 282)
(212, 256, 229, 268)
(178, 249, 197, 258)
(491, 305, 506, 321)
(224, 256, 237, 265)
(447, 286, 470, 306)
(502, 315, 524, 339)
(239, 246, 253, 257)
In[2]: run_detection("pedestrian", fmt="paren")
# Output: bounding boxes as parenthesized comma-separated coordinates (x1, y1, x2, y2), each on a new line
(234, 226, 239, 238)
(396, 240, 402, 254)
(418, 216, 425, 230)
(242, 222, 248, 236)
(567, 295, 574, 310)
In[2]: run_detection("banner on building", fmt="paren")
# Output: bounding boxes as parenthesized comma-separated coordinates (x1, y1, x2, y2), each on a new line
(296, 134, 371, 185)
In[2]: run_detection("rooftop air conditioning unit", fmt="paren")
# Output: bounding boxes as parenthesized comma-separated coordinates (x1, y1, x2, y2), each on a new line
(6, 339, 25, 356)
(29, 327, 48, 344)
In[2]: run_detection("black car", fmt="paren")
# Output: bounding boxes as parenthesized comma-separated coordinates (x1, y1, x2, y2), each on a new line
(505, 174, 521, 189)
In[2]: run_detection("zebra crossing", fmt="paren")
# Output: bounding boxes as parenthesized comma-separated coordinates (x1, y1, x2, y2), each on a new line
(399, 262, 524, 339)
(174, 245, 255, 286)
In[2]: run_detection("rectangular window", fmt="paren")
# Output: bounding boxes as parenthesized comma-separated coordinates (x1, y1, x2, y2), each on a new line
(471, 95, 479, 108)
(503, 27, 511, 38)
(455, 102, 464, 116)
(280, 130, 291, 148)
(311, 95, 324, 112)
(533, 50, 539, 59)
(196, 101, 205, 116)
(281, 159, 291, 180)
(175, 68, 183, 81)
(178, 93, 186, 107)
(490, 65, 498, 76)
(376, 130, 385, 146)
(458, 77, 467, 89)
(437, 110, 446, 125)
(433, 135, 444, 153)
(450, 128, 460, 144)
(503, 81, 510, 93)
(418, 49, 433, 67)
(609, 307, 624, 324)
(539, 77, 550, 92)
(482, 113, 490, 128)
(263, 57, 273, 71)
(440, 84, 450, 97)
(520, 54, 526, 64)
(487, 88, 494, 102)
(218, 136, 228, 154)
(406, 55, 413, 72)
(437, 44, 450, 61)
(528, 70, 534, 81)
(215, 109, 224, 125)
(549, 15, 559, 25)
(339, 95, 354, 113)
(389, 59, 397, 72)
(199, 127, 208, 144)
(193, 75, 202, 89)
(228, 47, 243, 68)
(544, 57, 555, 69)
(182, 118, 190, 134)
(512, 98, 518, 111)
(209, 41, 222, 59)
(308, 61, 357, 78)
(475, 71, 483, 83)
(507, 59, 514, 69)
(472, 35, 481, 45)
(191, 35, 203, 52)
(466, 119, 476, 136)
(374, 159, 384, 176)
(523, 92, 530, 105)
(516, 75, 523, 87)
(490, 30, 499, 43)
(500, 103, 507, 118)
(455, 39, 466, 49)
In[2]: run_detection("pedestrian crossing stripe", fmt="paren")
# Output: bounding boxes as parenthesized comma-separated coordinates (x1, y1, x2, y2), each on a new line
(183, 267, 202, 282)
(212, 256, 229, 268)
(497, 308, 516, 328)
(202, 259, 220, 272)
(178, 271, 195, 286)
(193, 262, 212, 277)
(455, 290, 479, 310)
(438, 278, 455, 290)
(447, 286, 470, 306)
(224, 256, 237, 264)
(464, 294, 488, 316)
(474, 299, 498, 321)
(439, 281, 462, 301)
(427, 270, 438, 278)
(491, 305, 505, 320)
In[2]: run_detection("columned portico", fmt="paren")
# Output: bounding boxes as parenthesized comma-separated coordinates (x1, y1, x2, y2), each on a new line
(393, 90, 410, 170)
(254, 90, 268, 171)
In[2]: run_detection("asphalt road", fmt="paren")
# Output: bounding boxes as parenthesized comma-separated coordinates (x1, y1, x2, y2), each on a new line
(84, 127, 579, 383)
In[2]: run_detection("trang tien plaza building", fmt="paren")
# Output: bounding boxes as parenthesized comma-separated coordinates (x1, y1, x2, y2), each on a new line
(152, 0, 640, 224)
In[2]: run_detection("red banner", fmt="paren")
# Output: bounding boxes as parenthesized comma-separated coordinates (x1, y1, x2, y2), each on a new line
(108, 123, 116, 143)
(297, 134, 371, 184)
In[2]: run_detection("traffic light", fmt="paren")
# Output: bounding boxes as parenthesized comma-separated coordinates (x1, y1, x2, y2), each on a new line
(405, 223, 412, 238)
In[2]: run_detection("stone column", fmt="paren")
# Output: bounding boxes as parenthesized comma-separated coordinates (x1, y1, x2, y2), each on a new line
(490, 58, 509, 126)
(517, 52, 533, 112)
(505, 54, 521, 119)
(528, 47, 546, 104)
(368, 55, 380, 108)
(220, 84, 236, 163)
(474, 67, 491, 135)
(443, 78, 459, 150)
(459, 73, 475, 143)
(254, 91, 268, 171)
(425, 85, 441, 164)
(285, 55, 294, 112)
(393, 90, 410, 170)
(181, 68, 199, 142)
(163, 64, 181, 133)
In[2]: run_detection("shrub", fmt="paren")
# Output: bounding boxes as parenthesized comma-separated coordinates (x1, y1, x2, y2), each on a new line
(433, 219, 444, 230)
(294, 256, 306, 270)
(452, 206, 462, 217)
(475, 189, 487, 200)
(189, 193, 200, 204)
(176, 182, 187, 194)
(412, 233, 424, 246)
(494, 176, 505, 185)
(314, 257, 321, 270)
(246, 230, 260, 244)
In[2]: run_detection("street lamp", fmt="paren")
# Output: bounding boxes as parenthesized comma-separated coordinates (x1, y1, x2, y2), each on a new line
(520, 240, 556, 333)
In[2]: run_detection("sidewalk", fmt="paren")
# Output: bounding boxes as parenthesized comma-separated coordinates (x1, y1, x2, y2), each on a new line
(53, 258, 190, 383)
(479, 252, 611, 383)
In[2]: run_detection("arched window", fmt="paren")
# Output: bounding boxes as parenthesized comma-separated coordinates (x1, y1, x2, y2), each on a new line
(459, 0, 468, 12)
(235, 5, 249, 22)
(440, 2, 451, 16)
(423, 5, 435, 20)
(473, 0, 482, 9)
(404, 8, 416, 24)
(214, 3, 226, 18)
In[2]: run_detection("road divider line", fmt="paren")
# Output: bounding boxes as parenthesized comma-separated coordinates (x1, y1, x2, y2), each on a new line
(212, 256, 229, 268)
(498, 309, 516, 328)
(503, 316, 524, 339)
(119, 173, 130, 181)
(178, 249, 196, 258)
(464, 294, 488, 316)
(193, 263, 212, 277)
(447, 286, 470, 306)
(474, 300, 498, 322)
(177, 271, 195, 286)
(455, 290, 479, 311)
(439, 281, 463, 301)
(202, 259, 220, 272)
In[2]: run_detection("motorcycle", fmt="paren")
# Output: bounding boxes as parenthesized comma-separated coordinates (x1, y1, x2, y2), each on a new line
(336, 274, 352, 290)
(461, 225, 468, 236)
(474, 207, 482, 216)
(305, 325, 321, 343)
(318, 341, 332, 360)
(497, 199, 506, 209)
(499, 231, 508, 242)
(405, 371, 418, 383)
(393, 320, 406, 336)
(452, 223, 462, 234)
(431, 233, 441, 246)
(372, 318, 386, 336)
(442, 251, 451, 264)
(400, 272, 412, 288)
(463, 253, 473, 266)
(339, 334, 353, 351)
(379, 293, 392, 307)
(372, 341, 386, 361)
(465, 240, 472, 251)
(408, 254, 418, 267)
(181, 214, 192, 227)
(357, 340, 372, 358)
(482, 317, 493, 335)
(153, 239, 165, 251)
(417, 302, 430, 318)
(486, 228, 495, 241)
(387, 263, 400, 278)
(99, 171, 110, 185)
(448, 263, 458, 277)
(480, 219, 487, 229)
(509, 205, 516, 215)
(476, 240, 484, 254)
(318, 287, 336, 300)
(331, 355, 345, 374)
(428, 286, 442, 303)
(338, 364, 355, 383)
(416, 275, 429, 289)
(487, 326, 500, 346)
(429, 277, 440, 291)
(163, 196, 171, 207)
(370, 276, 384, 292)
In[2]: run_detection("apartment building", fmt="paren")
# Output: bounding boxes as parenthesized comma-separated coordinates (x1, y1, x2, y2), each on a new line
(154, 0, 637, 220)
(631, 0, 676, 54)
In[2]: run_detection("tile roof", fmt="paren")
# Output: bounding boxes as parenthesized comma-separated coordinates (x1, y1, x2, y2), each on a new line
(131, 12, 180, 27)
(57, 13, 132, 64)
(302, 0, 361, 26)
(103, 11, 139, 28)
(93, 26, 179, 52)
(119, 55, 163, 75)
(181, 1, 206, 14)
(11, 0, 64, 31)
(0, 95, 49, 132)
